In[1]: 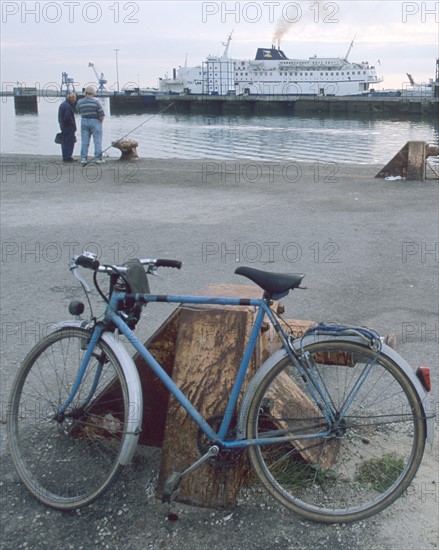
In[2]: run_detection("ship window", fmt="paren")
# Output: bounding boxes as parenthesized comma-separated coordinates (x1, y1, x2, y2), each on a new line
(321, 73, 323, 76)
(336, 73, 339, 76)
(290, 72, 292, 76)
(300, 73, 302, 76)
(341, 72, 344, 75)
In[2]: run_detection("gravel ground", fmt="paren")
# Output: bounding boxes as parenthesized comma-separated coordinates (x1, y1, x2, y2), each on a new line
(0, 435, 438, 550)
(0, 155, 438, 550)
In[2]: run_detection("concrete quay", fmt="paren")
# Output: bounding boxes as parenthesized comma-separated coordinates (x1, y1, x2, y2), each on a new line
(0, 154, 438, 550)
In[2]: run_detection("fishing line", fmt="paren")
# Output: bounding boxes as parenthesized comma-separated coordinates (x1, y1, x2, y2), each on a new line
(82, 101, 175, 165)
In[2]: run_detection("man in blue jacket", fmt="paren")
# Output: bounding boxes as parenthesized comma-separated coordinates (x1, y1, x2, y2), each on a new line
(76, 86, 105, 164)
(58, 92, 77, 162)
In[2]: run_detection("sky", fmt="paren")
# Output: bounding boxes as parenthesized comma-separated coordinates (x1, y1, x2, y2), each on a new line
(1, 0, 438, 92)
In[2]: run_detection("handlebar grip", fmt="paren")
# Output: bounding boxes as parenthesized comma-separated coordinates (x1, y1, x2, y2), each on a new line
(76, 255, 100, 271)
(155, 259, 182, 269)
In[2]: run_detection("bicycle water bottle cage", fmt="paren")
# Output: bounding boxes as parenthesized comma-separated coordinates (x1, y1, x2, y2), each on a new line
(115, 259, 150, 329)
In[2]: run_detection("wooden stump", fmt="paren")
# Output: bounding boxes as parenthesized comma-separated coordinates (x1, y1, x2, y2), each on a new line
(156, 304, 258, 507)
(111, 139, 139, 160)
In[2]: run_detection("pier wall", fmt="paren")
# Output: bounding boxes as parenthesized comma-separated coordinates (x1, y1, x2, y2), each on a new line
(3, 88, 437, 117)
(151, 95, 439, 116)
(110, 94, 439, 117)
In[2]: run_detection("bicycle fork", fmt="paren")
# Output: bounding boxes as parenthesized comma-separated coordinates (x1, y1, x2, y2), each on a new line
(55, 324, 105, 420)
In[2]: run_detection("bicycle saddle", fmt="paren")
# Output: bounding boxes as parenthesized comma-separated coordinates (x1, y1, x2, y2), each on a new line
(235, 266, 304, 297)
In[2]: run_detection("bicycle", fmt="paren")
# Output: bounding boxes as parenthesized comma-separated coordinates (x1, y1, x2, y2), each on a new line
(7, 252, 435, 523)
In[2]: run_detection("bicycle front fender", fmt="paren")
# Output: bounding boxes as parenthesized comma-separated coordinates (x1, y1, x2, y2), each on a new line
(50, 321, 143, 465)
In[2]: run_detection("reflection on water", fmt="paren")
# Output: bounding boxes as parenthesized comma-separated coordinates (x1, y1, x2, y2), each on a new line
(1, 97, 437, 164)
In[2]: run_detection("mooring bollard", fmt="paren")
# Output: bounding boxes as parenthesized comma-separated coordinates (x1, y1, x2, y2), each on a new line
(111, 139, 139, 161)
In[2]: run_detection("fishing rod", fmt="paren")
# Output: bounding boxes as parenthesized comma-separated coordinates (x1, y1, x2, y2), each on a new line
(82, 101, 175, 166)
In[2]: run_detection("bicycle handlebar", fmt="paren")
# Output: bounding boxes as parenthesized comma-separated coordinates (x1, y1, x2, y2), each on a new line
(70, 253, 182, 274)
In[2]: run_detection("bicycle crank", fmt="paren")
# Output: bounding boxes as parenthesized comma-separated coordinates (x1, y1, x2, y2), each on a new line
(162, 445, 219, 503)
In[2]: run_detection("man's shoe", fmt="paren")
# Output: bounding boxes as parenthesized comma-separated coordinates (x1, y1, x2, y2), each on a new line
(80, 159, 87, 164)
(95, 159, 105, 164)
(63, 158, 77, 163)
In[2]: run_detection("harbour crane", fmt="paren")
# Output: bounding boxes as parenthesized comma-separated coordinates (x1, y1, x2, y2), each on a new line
(88, 62, 107, 91)
(61, 72, 76, 93)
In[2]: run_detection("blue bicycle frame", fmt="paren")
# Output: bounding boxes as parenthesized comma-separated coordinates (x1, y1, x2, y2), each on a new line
(58, 290, 366, 450)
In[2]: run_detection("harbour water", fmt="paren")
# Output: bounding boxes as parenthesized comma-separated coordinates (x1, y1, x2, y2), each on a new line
(1, 97, 437, 164)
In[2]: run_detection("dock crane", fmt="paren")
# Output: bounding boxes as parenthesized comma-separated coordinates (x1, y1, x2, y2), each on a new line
(88, 62, 107, 91)
(61, 72, 76, 93)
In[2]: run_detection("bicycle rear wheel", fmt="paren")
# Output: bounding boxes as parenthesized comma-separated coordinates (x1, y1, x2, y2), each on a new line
(8, 326, 131, 510)
(246, 341, 426, 523)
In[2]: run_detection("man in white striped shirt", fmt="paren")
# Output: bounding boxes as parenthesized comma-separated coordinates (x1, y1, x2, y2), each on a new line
(77, 86, 105, 164)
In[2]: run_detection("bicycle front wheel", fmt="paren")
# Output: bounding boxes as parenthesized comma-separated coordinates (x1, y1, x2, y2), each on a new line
(246, 341, 426, 523)
(8, 327, 131, 510)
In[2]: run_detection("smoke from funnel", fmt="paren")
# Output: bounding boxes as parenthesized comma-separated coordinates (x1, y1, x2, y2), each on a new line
(272, 18, 291, 47)
(273, 2, 320, 47)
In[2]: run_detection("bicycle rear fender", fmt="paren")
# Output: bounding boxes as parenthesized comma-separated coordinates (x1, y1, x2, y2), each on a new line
(50, 321, 143, 465)
(237, 337, 434, 447)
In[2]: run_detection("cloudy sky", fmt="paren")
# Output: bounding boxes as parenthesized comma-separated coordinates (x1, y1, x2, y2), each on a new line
(1, 0, 438, 91)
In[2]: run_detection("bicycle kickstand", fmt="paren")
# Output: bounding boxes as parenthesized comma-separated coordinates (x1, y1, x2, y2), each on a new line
(162, 445, 219, 503)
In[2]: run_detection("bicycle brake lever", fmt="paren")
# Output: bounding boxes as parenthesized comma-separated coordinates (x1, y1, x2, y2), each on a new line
(71, 267, 92, 293)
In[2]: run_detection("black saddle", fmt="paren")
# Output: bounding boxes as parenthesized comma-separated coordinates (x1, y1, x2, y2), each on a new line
(235, 267, 304, 297)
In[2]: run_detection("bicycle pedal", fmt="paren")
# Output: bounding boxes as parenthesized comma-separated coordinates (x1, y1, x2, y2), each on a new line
(162, 471, 182, 503)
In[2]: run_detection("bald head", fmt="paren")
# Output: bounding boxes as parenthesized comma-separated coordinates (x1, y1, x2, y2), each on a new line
(85, 86, 96, 96)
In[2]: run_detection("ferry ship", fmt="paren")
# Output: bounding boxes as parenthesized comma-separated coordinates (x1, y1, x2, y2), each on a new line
(159, 35, 383, 96)
(159, 34, 383, 97)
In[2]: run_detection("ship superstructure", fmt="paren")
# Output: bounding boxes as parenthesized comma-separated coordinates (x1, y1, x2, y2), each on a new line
(159, 34, 383, 96)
